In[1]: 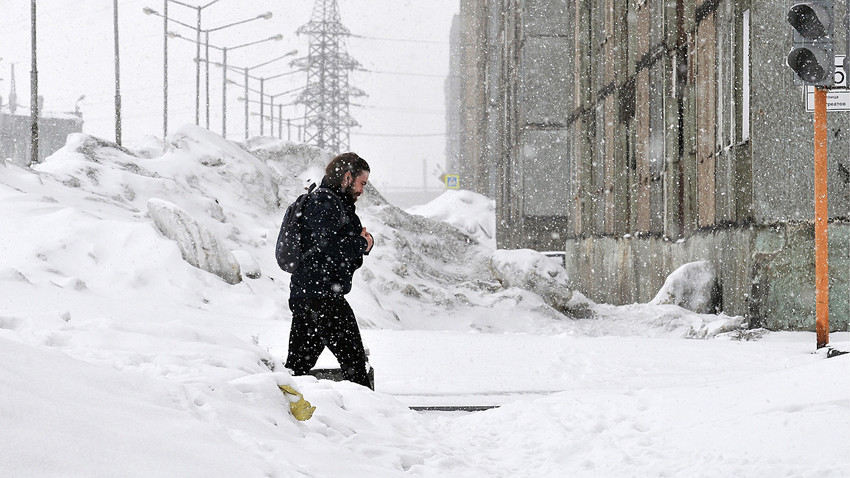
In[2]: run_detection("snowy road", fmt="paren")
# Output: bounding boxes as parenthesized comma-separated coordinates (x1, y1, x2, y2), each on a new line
(291, 329, 850, 477)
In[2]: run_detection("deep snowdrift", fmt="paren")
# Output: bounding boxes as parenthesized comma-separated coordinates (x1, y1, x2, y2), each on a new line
(1, 127, 846, 477)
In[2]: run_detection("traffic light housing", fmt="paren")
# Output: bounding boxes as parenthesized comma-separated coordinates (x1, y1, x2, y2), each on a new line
(786, 0, 835, 86)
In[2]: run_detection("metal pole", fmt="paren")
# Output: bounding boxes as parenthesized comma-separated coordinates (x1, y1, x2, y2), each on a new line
(222, 46, 227, 137)
(163, 0, 168, 139)
(269, 96, 274, 137)
(29, 0, 38, 166)
(259, 78, 264, 134)
(113, 0, 122, 145)
(278, 104, 283, 139)
(814, 87, 829, 349)
(287, 118, 291, 141)
(205, 31, 210, 129)
(194, 6, 201, 125)
(244, 67, 249, 140)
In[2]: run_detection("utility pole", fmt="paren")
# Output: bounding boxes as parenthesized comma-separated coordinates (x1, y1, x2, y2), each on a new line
(29, 0, 38, 166)
(9, 64, 18, 114)
(114, 0, 122, 145)
(163, 0, 169, 139)
(295, 0, 364, 153)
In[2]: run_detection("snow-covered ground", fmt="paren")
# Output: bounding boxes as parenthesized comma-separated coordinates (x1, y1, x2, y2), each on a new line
(1, 127, 847, 477)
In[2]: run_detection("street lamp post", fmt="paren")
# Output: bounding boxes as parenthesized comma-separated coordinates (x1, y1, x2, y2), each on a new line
(166, 0, 222, 125)
(243, 67, 249, 140)
(113, 0, 122, 145)
(170, 32, 282, 138)
(162, 0, 168, 139)
(221, 49, 298, 139)
(259, 77, 265, 134)
(220, 34, 282, 138)
(247, 68, 302, 137)
(222, 46, 228, 137)
(29, 0, 38, 166)
(244, 87, 301, 140)
(144, 6, 271, 133)
(232, 73, 302, 139)
(164, 0, 222, 125)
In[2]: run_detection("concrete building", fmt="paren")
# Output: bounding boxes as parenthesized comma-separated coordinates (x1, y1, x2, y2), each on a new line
(1, 111, 84, 166)
(1, 63, 83, 166)
(451, 0, 849, 330)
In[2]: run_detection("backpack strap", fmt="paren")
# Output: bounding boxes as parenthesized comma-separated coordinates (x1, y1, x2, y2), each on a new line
(312, 186, 346, 227)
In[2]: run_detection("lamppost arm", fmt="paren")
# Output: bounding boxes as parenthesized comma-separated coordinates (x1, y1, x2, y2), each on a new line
(217, 52, 300, 79)
(145, 7, 269, 35)
(227, 34, 283, 52)
(206, 12, 272, 33)
(261, 68, 305, 82)
(167, 30, 222, 50)
(247, 49, 298, 70)
(166, 0, 199, 9)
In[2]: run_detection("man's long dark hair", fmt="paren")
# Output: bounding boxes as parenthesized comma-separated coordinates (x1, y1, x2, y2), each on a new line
(325, 152, 370, 188)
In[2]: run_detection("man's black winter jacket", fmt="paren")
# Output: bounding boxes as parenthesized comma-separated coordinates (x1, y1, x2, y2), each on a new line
(289, 177, 370, 298)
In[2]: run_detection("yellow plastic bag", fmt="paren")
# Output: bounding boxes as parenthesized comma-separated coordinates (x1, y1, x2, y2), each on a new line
(279, 385, 316, 421)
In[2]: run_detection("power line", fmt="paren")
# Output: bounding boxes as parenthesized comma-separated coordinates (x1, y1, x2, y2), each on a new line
(356, 68, 446, 79)
(350, 33, 448, 45)
(351, 132, 445, 138)
(351, 103, 444, 115)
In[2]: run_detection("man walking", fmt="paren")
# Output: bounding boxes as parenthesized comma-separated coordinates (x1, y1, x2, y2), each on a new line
(285, 152, 374, 389)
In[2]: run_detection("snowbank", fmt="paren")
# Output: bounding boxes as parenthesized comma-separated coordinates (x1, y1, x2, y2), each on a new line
(4, 126, 843, 477)
(650, 260, 721, 313)
(147, 198, 242, 284)
(489, 248, 573, 313)
(406, 189, 496, 248)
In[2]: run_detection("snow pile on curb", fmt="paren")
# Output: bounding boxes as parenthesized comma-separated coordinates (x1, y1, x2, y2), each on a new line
(406, 189, 496, 248)
(489, 248, 573, 313)
(650, 260, 721, 314)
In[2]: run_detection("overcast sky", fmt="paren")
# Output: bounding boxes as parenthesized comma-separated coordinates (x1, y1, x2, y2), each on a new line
(0, 0, 458, 190)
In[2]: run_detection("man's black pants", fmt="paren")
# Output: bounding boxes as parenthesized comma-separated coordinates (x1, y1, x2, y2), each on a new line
(286, 296, 371, 388)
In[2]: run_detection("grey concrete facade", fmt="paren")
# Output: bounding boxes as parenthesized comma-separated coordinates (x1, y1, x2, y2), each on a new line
(1, 112, 83, 166)
(566, 223, 849, 330)
(453, 0, 850, 330)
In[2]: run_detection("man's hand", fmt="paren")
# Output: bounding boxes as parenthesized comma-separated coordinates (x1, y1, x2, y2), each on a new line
(361, 227, 374, 252)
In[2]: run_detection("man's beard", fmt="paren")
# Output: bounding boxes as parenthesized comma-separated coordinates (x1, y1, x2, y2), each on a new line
(342, 185, 359, 203)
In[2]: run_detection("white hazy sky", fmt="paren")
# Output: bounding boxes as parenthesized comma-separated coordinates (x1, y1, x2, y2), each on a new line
(0, 0, 458, 190)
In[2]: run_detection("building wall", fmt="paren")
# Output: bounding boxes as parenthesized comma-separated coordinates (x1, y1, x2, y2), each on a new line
(0, 113, 83, 166)
(457, 0, 490, 196)
(445, 15, 462, 177)
(565, 222, 850, 331)
(454, 0, 850, 329)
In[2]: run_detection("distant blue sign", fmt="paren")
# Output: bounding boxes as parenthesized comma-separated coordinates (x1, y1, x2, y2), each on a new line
(445, 174, 460, 189)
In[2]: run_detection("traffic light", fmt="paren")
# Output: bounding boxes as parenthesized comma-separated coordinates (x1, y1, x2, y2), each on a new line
(786, 0, 835, 86)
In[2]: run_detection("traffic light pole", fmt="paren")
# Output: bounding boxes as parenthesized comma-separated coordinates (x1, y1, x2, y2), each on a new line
(786, 0, 835, 349)
(813, 87, 829, 349)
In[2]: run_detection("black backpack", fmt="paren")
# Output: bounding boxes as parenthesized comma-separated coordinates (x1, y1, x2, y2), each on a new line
(275, 183, 318, 273)
(275, 184, 343, 273)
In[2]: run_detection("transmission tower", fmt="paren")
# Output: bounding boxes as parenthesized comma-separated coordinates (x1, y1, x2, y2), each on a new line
(295, 0, 364, 153)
